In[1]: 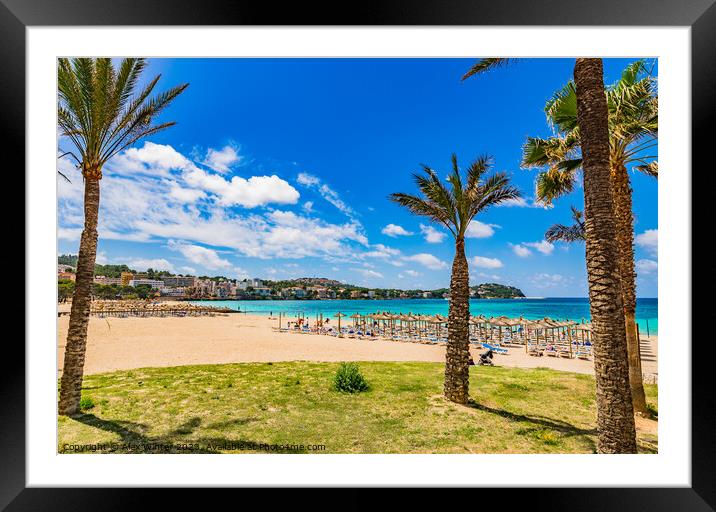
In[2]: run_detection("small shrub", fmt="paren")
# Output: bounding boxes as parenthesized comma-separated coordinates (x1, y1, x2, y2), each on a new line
(79, 396, 95, 411)
(333, 363, 369, 393)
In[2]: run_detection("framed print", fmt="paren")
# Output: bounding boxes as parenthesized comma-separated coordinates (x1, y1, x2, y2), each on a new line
(3, 0, 712, 507)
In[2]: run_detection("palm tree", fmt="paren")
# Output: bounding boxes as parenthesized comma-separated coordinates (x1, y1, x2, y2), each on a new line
(390, 154, 520, 404)
(545, 206, 585, 243)
(57, 58, 188, 416)
(464, 57, 637, 452)
(522, 60, 657, 415)
(573, 58, 637, 452)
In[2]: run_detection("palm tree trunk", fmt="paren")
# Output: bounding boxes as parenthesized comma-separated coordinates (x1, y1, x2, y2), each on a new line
(574, 58, 637, 453)
(58, 176, 100, 416)
(611, 162, 648, 415)
(445, 236, 470, 404)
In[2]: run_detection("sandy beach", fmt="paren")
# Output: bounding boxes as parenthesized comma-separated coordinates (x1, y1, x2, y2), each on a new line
(57, 308, 658, 378)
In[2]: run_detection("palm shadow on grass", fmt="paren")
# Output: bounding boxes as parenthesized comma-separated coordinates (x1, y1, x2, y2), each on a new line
(467, 401, 657, 454)
(65, 414, 309, 453)
(467, 400, 597, 437)
(467, 399, 598, 452)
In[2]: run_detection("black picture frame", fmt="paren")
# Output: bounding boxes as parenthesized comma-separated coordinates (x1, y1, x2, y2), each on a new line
(3, 0, 710, 508)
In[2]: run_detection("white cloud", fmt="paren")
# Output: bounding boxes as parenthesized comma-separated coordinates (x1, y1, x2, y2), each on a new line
(95, 251, 108, 264)
(183, 168, 299, 208)
(353, 268, 384, 279)
(510, 243, 532, 258)
(113, 142, 191, 176)
(168, 184, 206, 204)
(57, 154, 79, 182)
(302, 201, 314, 213)
(203, 145, 241, 173)
(233, 267, 250, 280)
(180, 266, 197, 275)
(636, 229, 658, 257)
(127, 258, 175, 272)
(364, 244, 402, 259)
(381, 224, 413, 237)
(465, 220, 496, 238)
(296, 172, 355, 217)
(472, 256, 503, 269)
(403, 253, 448, 270)
(404, 270, 421, 277)
(319, 184, 355, 217)
(530, 273, 571, 289)
(58, 227, 82, 241)
(420, 224, 446, 243)
(499, 197, 529, 207)
(105, 141, 299, 209)
(167, 240, 233, 270)
(58, 143, 375, 266)
(524, 240, 554, 255)
(636, 259, 658, 274)
(510, 241, 554, 257)
(296, 172, 321, 186)
(499, 196, 553, 209)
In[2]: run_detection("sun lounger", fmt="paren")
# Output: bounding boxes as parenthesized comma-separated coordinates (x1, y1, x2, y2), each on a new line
(528, 347, 543, 357)
(576, 350, 591, 360)
(482, 342, 508, 355)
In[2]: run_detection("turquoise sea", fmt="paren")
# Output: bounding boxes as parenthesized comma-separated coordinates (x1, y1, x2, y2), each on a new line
(193, 297, 658, 335)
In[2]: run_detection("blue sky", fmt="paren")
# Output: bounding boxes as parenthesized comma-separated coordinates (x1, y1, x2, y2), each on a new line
(57, 58, 658, 297)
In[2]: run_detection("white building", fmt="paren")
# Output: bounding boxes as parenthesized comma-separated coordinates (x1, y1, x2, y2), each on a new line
(281, 287, 307, 298)
(237, 278, 264, 290)
(161, 276, 196, 288)
(161, 287, 186, 297)
(253, 287, 272, 297)
(128, 279, 164, 289)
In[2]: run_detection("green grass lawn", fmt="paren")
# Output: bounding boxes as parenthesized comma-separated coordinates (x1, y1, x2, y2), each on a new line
(58, 362, 658, 454)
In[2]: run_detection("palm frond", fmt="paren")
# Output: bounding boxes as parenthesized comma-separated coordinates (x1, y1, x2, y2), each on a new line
(545, 223, 586, 243)
(388, 192, 456, 236)
(472, 172, 521, 216)
(535, 168, 576, 205)
(523, 59, 657, 202)
(569, 205, 584, 223)
(633, 161, 658, 178)
(413, 166, 458, 227)
(545, 81, 578, 133)
(545, 205, 585, 243)
(58, 57, 188, 175)
(466, 154, 491, 192)
(521, 135, 580, 169)
(461, 58, 514, 81)
(447, 153, 467, 225)
(391, 154, 519, 239)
